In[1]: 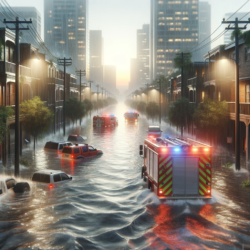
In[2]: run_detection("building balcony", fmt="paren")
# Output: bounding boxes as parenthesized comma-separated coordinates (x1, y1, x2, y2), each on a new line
(187, 77, 197, 87)
(0, 61, 31, 77)
(47, 77, 64, 86)
(228, 102, 250, 115)
(55, 100, 63, 107)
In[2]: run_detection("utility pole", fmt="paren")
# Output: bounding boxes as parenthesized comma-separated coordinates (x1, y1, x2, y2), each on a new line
(76, 69, 86, 102)
(96, 84, 99, 113)
(4, 17, 32, 177)
(222, 17, 250, 170)
(89, 80, 93, 101)
(146, 83, 150, 103)
(158, 80, 162, 125)
(58, 57, 72, 136)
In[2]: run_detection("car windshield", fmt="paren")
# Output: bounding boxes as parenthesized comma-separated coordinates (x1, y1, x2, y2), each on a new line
(62, 148, 72, 154)
(44, 142, 58, 149)
(148, 127, 161, 132)
(77, 137, 84, 141)
(125, 113, 137, 118)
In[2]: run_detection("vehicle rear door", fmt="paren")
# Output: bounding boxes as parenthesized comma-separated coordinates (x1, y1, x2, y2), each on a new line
(88, 146, 96, 156)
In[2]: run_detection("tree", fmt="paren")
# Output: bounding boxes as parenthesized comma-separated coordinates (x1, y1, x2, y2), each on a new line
(0, 106, 13, 144)
(168, 97, 195, 137)
(230, 28, 243, 41)
(65, 97, 86, 124)
(82, 99, 93, 113)
(174, 52, 193, 73)
(137, 101, 146, 113)
(146, 102, 159, 120)
(193, 97, 229, 144)
(20, 96, 54, 150)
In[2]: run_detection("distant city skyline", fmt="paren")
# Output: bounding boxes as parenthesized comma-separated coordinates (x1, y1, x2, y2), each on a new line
(6, 0, 250, 91)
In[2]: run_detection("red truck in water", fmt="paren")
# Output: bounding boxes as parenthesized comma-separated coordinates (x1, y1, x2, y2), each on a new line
(93, 115, 118, 128)
(124, 111, 139, 123)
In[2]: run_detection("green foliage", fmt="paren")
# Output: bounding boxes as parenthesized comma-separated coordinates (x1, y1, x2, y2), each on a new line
(230, 28, 243, 41)
(19, 75, 26, 86)
(174, 52, 193, 73)
(137, 101, 146, 113)
(169, 98, 195, 130)
(82, 99, 93, 113)
(0, 106, 14, 144)
(241, 30, 250, 48)
(194, 97, 229, 132)
(222, 162, 233, 168)
(65, 97, 86, 124)
(20, 96, 54, 150)
(146, 101, 159, 120)
(241, 180, 250, 188)
(20, 157, 30, 167)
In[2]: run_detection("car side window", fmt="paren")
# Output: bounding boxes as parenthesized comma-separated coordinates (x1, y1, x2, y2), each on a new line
(82, 146, 88, 152)
(59, 144, 64, 150)
(32, 173, 40, 182)
(53, 174, 61, 183)
(40, 174, 50, 183)
(68, 136, 76, 141)
(77, 137, 84, 142)
(88, 146, 95, 151)
(61, 173, 69, 181)
(74, 148, 80, 154)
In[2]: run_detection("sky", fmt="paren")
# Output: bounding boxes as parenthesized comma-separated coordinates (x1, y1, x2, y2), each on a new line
(6, 0, 250, 91)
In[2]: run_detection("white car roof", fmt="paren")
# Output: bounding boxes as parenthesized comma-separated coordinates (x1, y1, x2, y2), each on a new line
(46, 141, 71, 144)
(33, 169, 65, 175)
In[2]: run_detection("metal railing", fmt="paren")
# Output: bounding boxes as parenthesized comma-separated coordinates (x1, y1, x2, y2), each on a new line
(228, 102, 250, 115)
(187, 77, 197, 86)
(55, 100, 63, 107)
(204, 71, 216, 82)
(0, 61, 31, 77)
(47, 77, 64, 86)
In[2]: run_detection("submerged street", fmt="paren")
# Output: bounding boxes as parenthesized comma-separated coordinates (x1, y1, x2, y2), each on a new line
(0, 102, 249, 250)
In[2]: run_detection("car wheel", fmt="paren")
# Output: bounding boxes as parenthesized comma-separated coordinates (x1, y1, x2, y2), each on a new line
(13, 182, 30, 193)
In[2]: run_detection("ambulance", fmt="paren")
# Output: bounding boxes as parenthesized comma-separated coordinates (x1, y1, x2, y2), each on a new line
(93, 115, 118, 128)
(140, 137, 212, 199)
(124, 111, 139, 123)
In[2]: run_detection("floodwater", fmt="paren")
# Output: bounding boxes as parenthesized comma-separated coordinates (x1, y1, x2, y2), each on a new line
(0, 102, 250, 250)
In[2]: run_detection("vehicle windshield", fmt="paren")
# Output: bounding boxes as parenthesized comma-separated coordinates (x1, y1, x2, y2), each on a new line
(125, 113, 137, 118)
(62, 148, 72, 154)
(148, 127, 161, 132)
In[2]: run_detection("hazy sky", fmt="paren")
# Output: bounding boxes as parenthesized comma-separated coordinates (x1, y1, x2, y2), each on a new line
(7, 0, 250, 90)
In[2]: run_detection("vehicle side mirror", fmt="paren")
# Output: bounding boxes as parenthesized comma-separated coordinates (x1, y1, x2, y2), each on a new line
(70, 177, 72, 180)
(95, 149, 97, 151)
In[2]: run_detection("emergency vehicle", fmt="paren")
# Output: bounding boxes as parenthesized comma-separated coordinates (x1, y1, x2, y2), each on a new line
(61, 144, 103, 159)
(93, 115, 118, 128)
(124, 111, 139, 123)
(148, 126, 162, 137)
(140, 137, 212, 199)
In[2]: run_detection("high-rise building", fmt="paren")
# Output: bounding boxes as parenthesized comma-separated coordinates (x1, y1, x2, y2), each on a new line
(0, 7, 41, 46)
(90, 30, 103, 85)
(194, 2, 211, 61)
(224, 12, 250, 44)
(129, 58, 139, 91)
(103, 65, 116, 92)
(137, 24, 150, 86)
(44, 0, 89, 77)
(150, 0, 199, 80)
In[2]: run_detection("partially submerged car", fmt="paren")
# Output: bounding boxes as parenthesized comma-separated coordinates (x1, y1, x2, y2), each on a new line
(32, 170, 72, 187)
(0, 177, 30, 197)
(67, 135, 87, 144)
(61, 144, 103, 159)
(44, 141, 73, 152)
(147, 126, 162, 137)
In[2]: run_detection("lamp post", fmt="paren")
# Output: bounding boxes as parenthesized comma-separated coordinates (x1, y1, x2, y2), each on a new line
(96, 84, 99, 113)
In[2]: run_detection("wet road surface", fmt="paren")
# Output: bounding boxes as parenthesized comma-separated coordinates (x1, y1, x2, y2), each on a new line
(0, 102, 250, 250)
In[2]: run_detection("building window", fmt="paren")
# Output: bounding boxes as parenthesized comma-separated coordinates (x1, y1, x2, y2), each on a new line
(246, 85, 250, 102)
(202, 91, 205, 101)
(218, 91, 221, 101)
(245, 48, 250, 61)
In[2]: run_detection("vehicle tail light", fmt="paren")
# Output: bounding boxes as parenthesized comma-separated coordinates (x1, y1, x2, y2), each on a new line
(204, 148, 209, 152)
(61, 153, 63, 156)
(161, 148, 167, 152)
(192, 147, 198, 152)
(207, 189, 211, 194)
(49, 184, 53, 188)
(159, 189, 163, 194)
(71, 155, 74, 159)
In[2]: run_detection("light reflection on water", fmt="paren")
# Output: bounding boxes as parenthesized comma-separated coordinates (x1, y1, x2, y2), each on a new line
(0, 102, 249, 250)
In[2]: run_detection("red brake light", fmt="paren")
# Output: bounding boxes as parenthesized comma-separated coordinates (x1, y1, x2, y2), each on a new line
(204, 148, 209, 152)
(71, 155, 74, 159)
(192, 147, 198, 152)
(207, 189, 211, 193)
(159, 189, 163, 194)
(161, 148, 167, 152)
(61, 153, 63, 156)
(49, 184, 53, 188)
